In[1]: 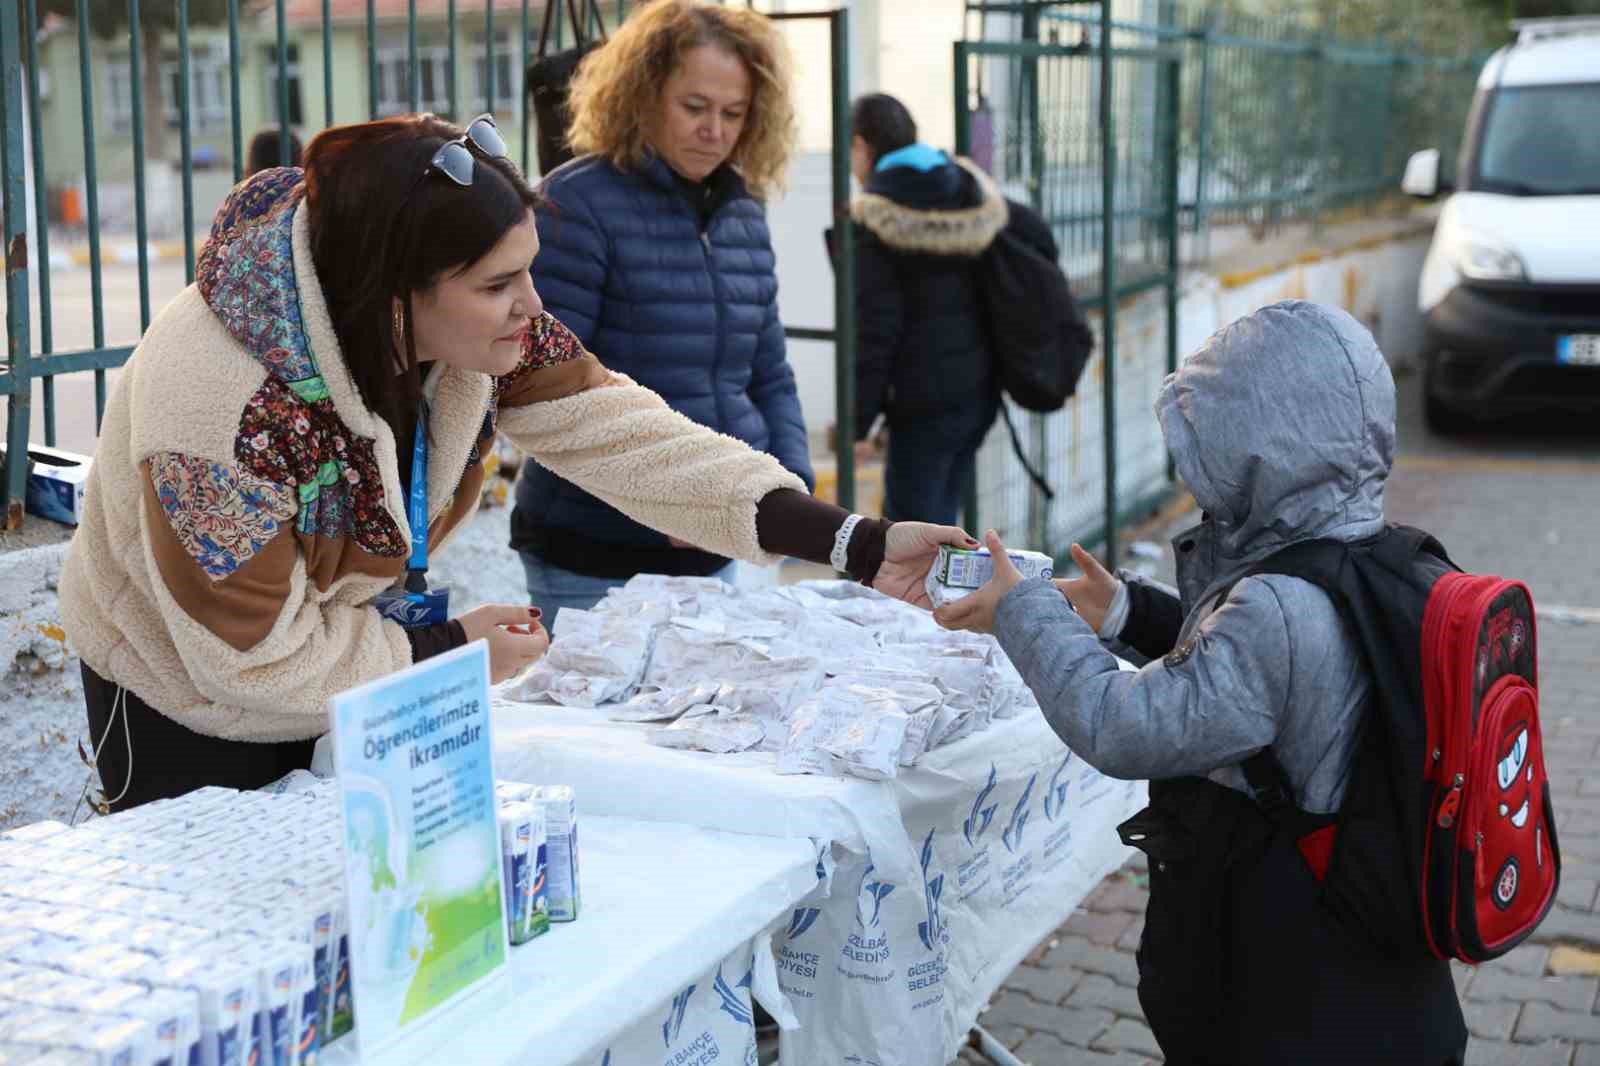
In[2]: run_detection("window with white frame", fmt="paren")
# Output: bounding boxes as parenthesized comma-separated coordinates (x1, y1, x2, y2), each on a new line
(161, 45, 230, 133)
(375, 35, 455, 116)
(105, 58, 133, 133)
(262, 43, 304, 127)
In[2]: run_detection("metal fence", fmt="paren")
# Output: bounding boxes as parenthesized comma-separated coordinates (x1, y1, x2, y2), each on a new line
(955, 22, 1181, 571)
(956, 0, 1486, 566)
(0, 0, 1487, 544)
(0, 0, 860, 527)
(1021, 2, 1487, 241)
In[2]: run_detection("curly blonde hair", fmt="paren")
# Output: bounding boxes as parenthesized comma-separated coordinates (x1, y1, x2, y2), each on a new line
(565, 0, 797, 199)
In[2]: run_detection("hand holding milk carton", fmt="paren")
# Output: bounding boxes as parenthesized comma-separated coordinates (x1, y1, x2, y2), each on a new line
(925, 544, 1054, 608)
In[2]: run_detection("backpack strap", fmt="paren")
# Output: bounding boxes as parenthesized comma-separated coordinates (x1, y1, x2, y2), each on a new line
(1240, 748, 1297, 822)
(998, 404, 1055, 501)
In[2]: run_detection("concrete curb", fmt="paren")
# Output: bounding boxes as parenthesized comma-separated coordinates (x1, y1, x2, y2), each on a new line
(46, 241, 189, 271)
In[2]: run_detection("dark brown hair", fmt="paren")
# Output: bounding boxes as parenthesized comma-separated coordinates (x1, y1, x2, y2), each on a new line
(851, 93, 917, 166)
(302, 114, 540, 432)
(246, 127, 303, 175)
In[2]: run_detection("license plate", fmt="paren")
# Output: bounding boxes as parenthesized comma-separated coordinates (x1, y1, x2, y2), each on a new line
(1557, 334, 1600, 366)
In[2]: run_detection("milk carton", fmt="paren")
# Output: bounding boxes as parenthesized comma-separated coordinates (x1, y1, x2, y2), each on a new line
(530, 787, 580, 922)
(323, 898, 352, 1045)
(4, 1008, 154, 1066)
(0, 822, 71, 844)
(141, 954, 259, 1066)
(525, 808, 550, 939)
(112, 987, 199, 1066)
(925, 545, 1055, 607)
(497, 803, 549, 944)
(52, 977, 198, 1066)
(494, 782, 537, 804)
(212, 936, 307, 1066)
(256, 900, 330, 1066)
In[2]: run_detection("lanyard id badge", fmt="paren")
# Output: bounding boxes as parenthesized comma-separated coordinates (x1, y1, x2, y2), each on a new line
(374, 400, 451, 628)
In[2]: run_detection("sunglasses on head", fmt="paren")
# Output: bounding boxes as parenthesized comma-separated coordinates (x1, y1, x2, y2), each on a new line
(426, 113, 509, 185)
(399, 115, 509, 211)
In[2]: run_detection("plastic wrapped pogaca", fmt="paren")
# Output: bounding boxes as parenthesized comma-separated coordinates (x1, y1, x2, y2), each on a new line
(504, 608, 658, 707)
(776, 684, 949, 781)
(609, 683, 723, 723)
(647, 707, 767, 754)
(643, 623, 774, 691)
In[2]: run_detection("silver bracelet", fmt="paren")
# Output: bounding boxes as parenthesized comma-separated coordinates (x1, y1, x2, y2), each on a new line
(831, 513, 865, 573)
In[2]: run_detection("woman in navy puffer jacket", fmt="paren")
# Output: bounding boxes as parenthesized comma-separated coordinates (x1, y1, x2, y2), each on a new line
(512, 0, 814, 620)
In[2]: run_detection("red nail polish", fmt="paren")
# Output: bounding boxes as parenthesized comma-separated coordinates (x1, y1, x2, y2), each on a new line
(529, 607, 542, 619)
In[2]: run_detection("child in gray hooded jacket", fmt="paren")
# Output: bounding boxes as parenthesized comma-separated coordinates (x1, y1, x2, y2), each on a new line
(936, 301, 1467, 1066)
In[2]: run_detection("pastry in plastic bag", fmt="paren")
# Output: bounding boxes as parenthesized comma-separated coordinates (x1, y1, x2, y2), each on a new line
(647, 707, 766, 754)
(609, 683, 722, 723)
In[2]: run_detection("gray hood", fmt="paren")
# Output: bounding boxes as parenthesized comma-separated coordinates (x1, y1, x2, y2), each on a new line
(1156, 300, 1395, 562)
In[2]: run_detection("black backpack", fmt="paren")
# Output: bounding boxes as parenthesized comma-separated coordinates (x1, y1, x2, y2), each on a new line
(1237, 526, 1557, 962)
(526, 0, 606, 176)
(974, 199, 1094, 500)
(977, 199, 1094, 413)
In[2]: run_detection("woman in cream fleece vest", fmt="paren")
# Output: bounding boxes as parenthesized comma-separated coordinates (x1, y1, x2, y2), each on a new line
(60, 114, 971, 811)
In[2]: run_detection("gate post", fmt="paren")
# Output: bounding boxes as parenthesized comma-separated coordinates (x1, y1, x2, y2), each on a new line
(1, 0, 33, 529)
(1021, 6, 1050, 554)
(1098, 1, 1118, 571)
(830, 8, 855, 514)
(954, 40, 981, 535)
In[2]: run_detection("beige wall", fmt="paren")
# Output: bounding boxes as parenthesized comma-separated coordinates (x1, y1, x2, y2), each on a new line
(776, 0, 966, 157)
(874, 0, 966, 152)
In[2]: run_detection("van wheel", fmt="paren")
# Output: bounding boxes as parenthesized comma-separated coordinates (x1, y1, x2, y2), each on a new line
(1422, 351, 1472, 436)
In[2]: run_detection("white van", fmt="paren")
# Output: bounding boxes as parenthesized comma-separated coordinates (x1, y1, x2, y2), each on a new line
(1402, 17, 1600, 432)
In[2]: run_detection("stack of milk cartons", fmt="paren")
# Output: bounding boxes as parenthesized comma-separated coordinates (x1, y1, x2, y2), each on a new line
(0, 784, 347, 1066)
(495, 782, 581, 928)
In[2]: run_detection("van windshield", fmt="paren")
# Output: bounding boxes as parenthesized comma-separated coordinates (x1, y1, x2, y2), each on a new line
(1475, 82, 1600, 196)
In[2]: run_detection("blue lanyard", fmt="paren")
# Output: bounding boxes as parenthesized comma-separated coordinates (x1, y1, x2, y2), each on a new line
(405, 401, 429, 592)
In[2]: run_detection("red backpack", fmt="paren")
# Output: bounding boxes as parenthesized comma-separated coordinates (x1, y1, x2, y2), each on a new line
(1420, 571, 1555, 960)
(1242, 526, 1559, 963)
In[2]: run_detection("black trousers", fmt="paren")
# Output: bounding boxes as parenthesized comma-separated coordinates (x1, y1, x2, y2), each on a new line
(81, 663, 316, 812)
(883, 405, 995, 526)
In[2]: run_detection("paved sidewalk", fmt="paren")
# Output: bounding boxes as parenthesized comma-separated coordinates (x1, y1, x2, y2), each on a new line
(959, 376, 1600, 1065)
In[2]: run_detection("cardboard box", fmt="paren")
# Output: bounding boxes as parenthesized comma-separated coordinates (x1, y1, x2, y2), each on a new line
(0, 443, 91, 526)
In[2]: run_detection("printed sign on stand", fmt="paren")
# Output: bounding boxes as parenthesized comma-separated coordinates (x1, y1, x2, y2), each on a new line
(329, 641, 509, 1060)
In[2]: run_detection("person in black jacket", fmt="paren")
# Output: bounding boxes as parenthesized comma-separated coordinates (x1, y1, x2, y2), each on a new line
(847, 93, 1007, 525)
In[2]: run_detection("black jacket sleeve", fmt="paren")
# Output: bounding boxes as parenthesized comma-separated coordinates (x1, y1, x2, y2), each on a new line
(851, 230, 902, 440)
(406, 620, 468, 662)
(1119, 579, 1185, 661)
(755, 488, 888, 586)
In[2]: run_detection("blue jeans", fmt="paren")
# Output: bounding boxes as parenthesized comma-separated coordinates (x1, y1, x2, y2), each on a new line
(519, 553, 738, 627)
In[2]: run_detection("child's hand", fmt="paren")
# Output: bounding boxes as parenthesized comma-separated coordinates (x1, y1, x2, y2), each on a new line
(933, 530, 1026, 634)
(1053, 543, 1121, 633)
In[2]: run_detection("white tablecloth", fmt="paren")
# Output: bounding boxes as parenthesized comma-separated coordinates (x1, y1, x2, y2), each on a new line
(322, 815, 817, 1066)
(491, 699, 1147, 1066)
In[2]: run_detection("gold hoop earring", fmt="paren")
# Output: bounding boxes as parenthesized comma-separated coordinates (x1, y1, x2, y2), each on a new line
(392, 303, 406, 350)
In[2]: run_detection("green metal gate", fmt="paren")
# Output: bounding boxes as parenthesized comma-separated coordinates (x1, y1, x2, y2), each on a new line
(955, 8, 1181, 571)
(0, 0, 859, 527)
